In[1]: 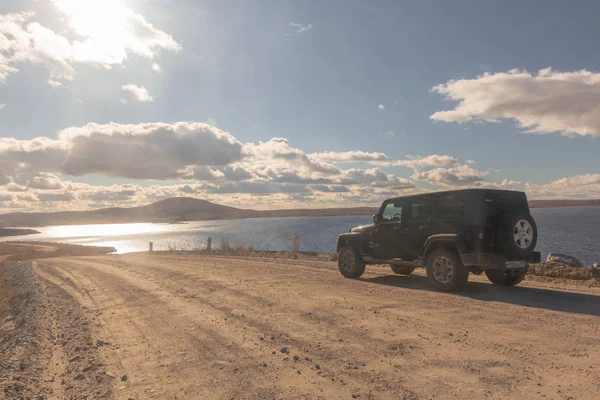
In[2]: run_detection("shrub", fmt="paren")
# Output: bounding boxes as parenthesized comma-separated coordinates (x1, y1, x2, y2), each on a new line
(234, 244, 248, 253)
(220, 239, 231, 252)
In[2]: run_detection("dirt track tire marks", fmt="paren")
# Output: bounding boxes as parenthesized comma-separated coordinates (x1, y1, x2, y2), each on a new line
(22, 254, 600, 399)
(0, 261, 113, 400)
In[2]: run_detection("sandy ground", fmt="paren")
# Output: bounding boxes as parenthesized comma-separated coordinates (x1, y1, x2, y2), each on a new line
(1, 253, 600, 400)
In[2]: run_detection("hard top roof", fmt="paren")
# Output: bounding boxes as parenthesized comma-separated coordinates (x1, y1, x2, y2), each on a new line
(385, 188, 525, 203)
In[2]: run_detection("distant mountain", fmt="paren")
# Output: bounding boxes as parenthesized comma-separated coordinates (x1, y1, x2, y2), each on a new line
(0, 197, 378, 227)
(0, 197, 597, 228)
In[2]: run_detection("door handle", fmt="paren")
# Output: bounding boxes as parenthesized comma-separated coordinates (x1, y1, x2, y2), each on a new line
(393, 226, 403, 231)
(418, 226, 427, 230)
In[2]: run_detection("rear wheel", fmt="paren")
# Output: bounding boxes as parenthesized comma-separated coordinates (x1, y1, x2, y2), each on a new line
(485, 268, 527, 286)
(337, 246, 365, 279)
(390, 265, 416, 275)
(426, 248, 469, 292)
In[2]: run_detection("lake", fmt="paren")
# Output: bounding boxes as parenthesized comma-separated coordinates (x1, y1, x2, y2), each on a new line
(1, 206, 598, 265)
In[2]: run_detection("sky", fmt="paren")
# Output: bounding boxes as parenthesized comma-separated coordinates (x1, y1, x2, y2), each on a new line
(1, 0, 599, 213)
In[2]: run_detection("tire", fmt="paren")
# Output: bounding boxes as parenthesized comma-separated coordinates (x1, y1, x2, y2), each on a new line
(390, 265, 416, 275)
(485, 268, 527, 286)
(337, 246, 365, 279)
(497, 211, 538, 259)
(425, 248, 469, 292)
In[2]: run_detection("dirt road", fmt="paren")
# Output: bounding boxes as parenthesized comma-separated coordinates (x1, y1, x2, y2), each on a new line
(2, 253, 600, 399)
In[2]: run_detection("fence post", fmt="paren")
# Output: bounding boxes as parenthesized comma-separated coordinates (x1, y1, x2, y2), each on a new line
(292, 232, 299, 253)
(207, 237, 212, 252)
(149, 242, 153, 252)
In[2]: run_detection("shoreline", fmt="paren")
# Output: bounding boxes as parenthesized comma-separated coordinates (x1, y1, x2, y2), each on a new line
(0, 228, 41, 237)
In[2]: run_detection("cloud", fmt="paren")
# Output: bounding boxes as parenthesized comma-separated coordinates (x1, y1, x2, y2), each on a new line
(152, 63, 161, 72)
(289, 22, 312, 33)
(431, 68, 600, 137)
(28, 173, 64, 190)
(59, 122, 244, 179)
(0, 137, 67, 175)
(37, 192, 75, 202)
(526, 174, 600, 199)
(411, 164, 488, 186)
(0, 103, 5, 110)
(188, 166, 224, 181)
(0, 2, 180, 83)
(308, 151, 458, 170)
(389, 154, 459, 169)
(121, 84, 154, 102)
(0, 169, 9, 186)
(378, 104, 385, 111)
(7, 119, 593, 211)
(48, 79, 63, 88)
(309, 151, 390, 164)
(310, 185, 350, 193)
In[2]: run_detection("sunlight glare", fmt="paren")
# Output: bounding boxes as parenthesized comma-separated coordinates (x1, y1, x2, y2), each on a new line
(45, 223, 164, 239)
(54, 0, 132, 62)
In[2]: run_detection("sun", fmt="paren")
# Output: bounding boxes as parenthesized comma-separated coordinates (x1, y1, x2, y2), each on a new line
(53, 0, 130, 41)
(53, 0, 134, 62)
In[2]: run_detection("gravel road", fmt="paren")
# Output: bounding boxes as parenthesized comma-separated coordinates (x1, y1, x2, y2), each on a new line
(2, 253, 599, 399)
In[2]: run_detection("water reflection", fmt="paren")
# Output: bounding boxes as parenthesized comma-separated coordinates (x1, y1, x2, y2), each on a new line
(44, 223, 164, 238)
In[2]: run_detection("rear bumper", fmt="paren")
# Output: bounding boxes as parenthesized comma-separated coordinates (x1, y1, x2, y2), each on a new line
(460, 251, 541, 270)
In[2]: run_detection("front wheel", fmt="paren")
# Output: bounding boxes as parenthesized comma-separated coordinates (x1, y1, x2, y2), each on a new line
(337, 247, 365, 279)
(485, 268, 527, 286)
(390, 265, 416, 275)
(425, 248, 469, 292)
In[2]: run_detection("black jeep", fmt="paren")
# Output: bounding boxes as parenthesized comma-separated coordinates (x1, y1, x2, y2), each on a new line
(336, 189, 541, 291)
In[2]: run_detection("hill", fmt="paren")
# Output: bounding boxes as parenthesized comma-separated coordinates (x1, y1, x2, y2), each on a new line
(0, 197, 597, 228)
(0, 197, 377, 227)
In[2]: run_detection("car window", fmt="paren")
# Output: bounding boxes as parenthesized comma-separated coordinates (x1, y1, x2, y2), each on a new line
(410, 203, 432, 221)
(381, 203, 402, 221)
(436, 195, 464, 219)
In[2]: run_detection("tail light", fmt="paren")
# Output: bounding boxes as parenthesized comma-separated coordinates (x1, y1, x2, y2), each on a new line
(476, 227, 485, 240)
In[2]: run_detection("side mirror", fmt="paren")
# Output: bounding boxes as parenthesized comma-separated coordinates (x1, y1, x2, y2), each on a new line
(373, 214, 380, 224)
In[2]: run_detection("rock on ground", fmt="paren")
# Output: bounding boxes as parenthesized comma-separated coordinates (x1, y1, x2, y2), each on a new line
(546, 253, 584, 267)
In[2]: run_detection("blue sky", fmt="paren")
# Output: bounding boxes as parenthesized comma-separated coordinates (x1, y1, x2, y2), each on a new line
(0, 0, 599, 211)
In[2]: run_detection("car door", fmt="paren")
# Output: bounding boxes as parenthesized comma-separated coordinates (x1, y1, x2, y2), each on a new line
(373, 201, 412, 260)
(402, 197, 434, 260)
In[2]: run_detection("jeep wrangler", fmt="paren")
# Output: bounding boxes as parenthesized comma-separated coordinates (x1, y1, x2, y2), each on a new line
(336, 189, 541, 291)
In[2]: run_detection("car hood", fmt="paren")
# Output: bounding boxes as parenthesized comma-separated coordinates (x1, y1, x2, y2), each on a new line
(350, 224, 374, 233)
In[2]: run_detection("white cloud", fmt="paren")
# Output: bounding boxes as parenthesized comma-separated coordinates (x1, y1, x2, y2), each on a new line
(121, 84, 154, 102)
(309, 151, 390, 164)
(0, 2, 180, 83)
(47, 79, 63, 88)
(152, 63, 161, 72)
(59, 122, 244, 179)
(388, 154, 459, 169)
(431, 68, 600, 137)
(0, 137, 67, 176)
(378, 104, 385, 111)
(28, 173, 64, 190)
(0, 103, 4, 110)
(37, 192, 75, 202)
(526, 174, 600, 199)
(290, 22, 312, 33)
(2, 118, 596, 211)
(411, 164, 488, 186)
